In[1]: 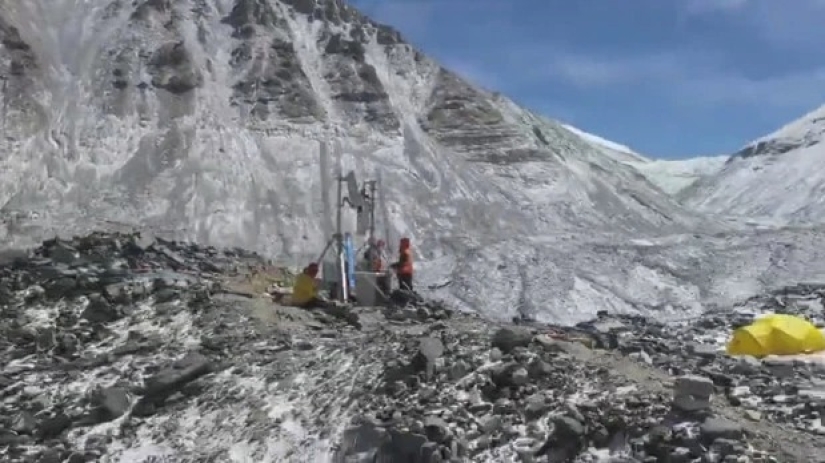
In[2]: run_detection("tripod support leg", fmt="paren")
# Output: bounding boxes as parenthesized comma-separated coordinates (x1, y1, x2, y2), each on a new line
(315, 239, 334, 264)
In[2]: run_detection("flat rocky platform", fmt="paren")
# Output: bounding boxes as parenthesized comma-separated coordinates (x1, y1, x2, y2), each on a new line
(1, 232, 825, 462)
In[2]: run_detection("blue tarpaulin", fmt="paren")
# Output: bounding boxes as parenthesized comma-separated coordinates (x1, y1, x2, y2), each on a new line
(344, 232, 356, 291)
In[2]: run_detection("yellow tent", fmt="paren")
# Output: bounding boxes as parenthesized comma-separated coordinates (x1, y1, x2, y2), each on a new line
(726, 314, 825, 357)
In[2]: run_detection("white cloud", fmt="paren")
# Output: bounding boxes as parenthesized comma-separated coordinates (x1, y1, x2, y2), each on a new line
(351, 0, 825, 110)
(677, 0, 825, 48)
(679, 67, 825, 108)
(541, 52, 698, 88)
(746, 1, 825, 48)
(516, 49, 825, 109)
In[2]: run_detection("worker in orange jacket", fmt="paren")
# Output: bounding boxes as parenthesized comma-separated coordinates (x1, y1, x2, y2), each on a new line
(391, 237, 414, 291)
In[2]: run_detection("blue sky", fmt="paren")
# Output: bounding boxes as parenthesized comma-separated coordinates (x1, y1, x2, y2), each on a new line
(349, 0, 825, 159)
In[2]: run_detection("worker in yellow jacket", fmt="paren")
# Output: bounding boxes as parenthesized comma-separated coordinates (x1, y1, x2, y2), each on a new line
(292, 262, 322, 307)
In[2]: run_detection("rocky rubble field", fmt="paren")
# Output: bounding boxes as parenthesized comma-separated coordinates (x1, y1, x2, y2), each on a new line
(591, 283, 825, 439)
(1, 232, 824, 462)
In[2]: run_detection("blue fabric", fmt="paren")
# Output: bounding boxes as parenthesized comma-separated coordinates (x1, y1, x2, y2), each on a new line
(344, 233, 356, 290)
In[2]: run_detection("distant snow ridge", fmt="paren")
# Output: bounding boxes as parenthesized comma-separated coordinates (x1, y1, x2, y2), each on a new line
(682, 103, 825, 222)
(743, 104, 825, 155)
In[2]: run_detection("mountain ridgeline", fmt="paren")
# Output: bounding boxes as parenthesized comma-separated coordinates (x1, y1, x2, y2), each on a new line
(679, 104, 825, 223)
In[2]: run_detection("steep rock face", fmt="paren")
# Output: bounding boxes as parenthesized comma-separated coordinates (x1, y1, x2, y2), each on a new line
(681, 104, 825, 222)
(221, 0, 322, 121)
(0, 14, 38, 138)
(422, 69, 510, 155)
(0, 0, 716, 321)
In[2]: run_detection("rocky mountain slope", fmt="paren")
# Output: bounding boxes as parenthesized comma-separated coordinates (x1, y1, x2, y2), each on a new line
(681, 104, 825, 223)
(3, 232, 825, 462)
(0, 0, 733, 323)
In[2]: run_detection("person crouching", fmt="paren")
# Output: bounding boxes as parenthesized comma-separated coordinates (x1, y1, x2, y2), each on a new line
(292, 262, 327, 308)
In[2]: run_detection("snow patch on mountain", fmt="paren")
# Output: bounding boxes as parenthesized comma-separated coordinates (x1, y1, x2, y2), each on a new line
(561, 123, 648, 163)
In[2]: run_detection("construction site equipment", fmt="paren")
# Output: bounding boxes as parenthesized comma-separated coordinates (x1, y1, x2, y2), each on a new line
(726, 314, 825, 357)
(314, 140, 349, 301)
(314, 140, 392, 304)
(2, 75, 6, 146)
(354, 271, 391, 306)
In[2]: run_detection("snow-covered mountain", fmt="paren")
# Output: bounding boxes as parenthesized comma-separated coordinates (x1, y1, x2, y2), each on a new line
(3, 0, 825, 327)
(0, 0, 726, 322)
(682, 104, 825, 222)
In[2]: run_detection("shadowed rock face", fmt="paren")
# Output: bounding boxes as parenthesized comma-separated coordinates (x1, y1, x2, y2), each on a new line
(0, 15, 39, 134)
(0, 0, 726, 322)
(0, 17, 33, 70)
(222, 0, 323, 121)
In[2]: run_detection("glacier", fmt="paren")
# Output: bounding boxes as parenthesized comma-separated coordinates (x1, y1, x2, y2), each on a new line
(560, 123, 728, 196)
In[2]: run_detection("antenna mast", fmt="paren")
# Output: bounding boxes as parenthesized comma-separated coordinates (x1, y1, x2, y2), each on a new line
(376, 171, 393, 253)
(334, 140, 347, 301)
(1, 76, 7, 149)
(319, 140, 333, 237)
(365, 180, 377, 242)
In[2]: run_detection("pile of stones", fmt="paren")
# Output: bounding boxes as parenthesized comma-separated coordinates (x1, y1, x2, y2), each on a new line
(0, 232, 368, 461)
(583, 284, 825, 438)
(335, 324, 777, 462)
(385, 289, 456, 323)
(0, 231, 815, 462)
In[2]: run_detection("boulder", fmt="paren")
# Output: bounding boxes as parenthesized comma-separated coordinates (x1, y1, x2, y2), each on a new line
(491, 327, 532, 353)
